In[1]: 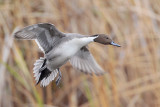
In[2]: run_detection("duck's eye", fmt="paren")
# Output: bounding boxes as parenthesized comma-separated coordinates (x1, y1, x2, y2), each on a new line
(106, 37, 108, 39)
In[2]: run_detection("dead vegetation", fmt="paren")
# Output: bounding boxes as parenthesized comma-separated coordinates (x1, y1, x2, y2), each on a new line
(0, 0, 160, 107)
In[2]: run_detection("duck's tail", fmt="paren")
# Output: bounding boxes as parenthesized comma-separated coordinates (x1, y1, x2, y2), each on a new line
(33, 57, 58, 87)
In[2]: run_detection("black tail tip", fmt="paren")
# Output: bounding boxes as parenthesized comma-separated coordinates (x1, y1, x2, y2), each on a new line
(35, 68, 51, 86)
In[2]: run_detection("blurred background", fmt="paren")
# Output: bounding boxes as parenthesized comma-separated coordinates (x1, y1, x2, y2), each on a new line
(0, 0, 160, 107)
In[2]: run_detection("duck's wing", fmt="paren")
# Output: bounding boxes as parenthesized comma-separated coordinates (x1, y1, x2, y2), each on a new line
(13, 23, 65, 53)
(70, 46, 105, 75)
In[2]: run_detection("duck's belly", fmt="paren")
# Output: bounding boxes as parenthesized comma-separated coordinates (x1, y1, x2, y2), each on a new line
(47, 56, 69, 70)
(47, 43, 81, 70)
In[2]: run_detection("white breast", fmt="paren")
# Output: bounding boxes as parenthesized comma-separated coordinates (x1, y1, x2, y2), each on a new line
(55, 37, 95, 58)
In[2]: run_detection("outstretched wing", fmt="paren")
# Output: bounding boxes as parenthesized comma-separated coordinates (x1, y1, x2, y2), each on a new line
(13, 23, 65, 53)
(70, 46, 105, 75)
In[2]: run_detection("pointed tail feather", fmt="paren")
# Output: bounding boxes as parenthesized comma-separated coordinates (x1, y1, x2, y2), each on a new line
(40, 69, 58, 87)
(33, 57, 58, 87)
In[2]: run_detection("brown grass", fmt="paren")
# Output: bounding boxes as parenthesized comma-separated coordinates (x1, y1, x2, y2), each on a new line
(0, 0, 160, 107)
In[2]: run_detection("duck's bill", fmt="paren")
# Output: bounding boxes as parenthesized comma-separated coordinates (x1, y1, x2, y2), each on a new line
(110, 41, 121, 47)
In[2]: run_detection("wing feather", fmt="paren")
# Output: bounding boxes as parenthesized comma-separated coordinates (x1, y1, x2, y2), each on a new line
(13, 23, 65, 53)
(70, 46, 105, 75)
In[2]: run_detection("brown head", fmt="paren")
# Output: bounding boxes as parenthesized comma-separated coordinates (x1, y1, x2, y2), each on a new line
(92, 34, 121, 47)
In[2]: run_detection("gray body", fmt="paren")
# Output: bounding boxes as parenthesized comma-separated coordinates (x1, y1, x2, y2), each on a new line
(45, 36, 81, 71)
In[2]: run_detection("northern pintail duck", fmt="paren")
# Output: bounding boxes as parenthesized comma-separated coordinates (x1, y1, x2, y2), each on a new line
(13, 23, 120, 87)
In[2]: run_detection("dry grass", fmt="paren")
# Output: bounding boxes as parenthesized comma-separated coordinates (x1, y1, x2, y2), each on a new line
(0, 0, 160, 107)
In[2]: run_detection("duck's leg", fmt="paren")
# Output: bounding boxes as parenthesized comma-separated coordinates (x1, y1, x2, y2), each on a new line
(56, 68, 62, 86)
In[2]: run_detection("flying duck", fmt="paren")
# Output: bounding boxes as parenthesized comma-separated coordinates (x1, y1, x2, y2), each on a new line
(13, 23, 120, 87)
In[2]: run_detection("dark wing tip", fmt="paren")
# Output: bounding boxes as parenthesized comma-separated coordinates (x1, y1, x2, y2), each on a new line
(12, 31, 21, 39)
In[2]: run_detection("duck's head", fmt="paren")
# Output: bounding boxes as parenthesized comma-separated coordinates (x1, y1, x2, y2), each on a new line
(93, 34, 121, 47)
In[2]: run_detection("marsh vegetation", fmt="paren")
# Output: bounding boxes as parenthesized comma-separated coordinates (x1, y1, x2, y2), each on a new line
(0, 0, 160, 107)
